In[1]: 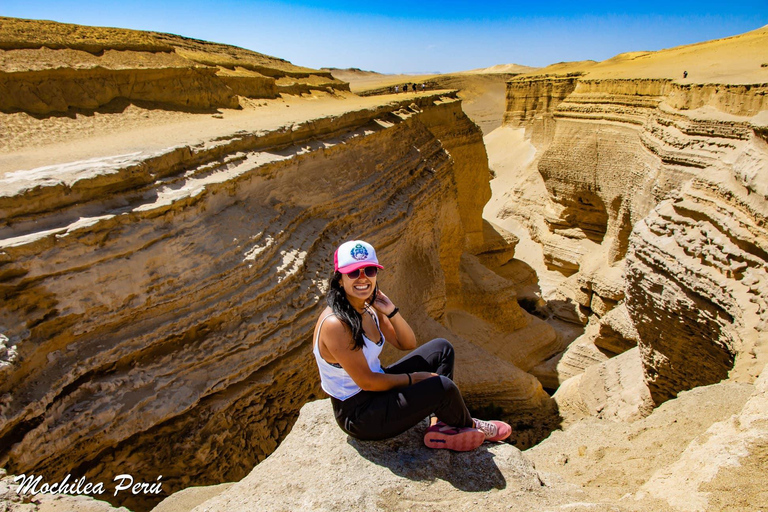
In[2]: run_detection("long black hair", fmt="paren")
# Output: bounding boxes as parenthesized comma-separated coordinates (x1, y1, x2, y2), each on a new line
(326, 270, 378, 350)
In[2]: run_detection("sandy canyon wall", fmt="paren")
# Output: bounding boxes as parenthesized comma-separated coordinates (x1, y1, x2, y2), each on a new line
(496, 68, 768, 414)
(0, 17, 348, 115)
(0, 89, 557, 510)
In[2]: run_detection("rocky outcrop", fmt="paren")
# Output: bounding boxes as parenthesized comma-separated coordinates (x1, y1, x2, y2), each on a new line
(527, 372, 759, 508)
(152, 366, 764, 512)
(173, 399, 583, 512)
(0, 17, 348, 115)
(638, 366, 768, 512)
(490, 32, 768, 407)
(553, 347, 653, 425)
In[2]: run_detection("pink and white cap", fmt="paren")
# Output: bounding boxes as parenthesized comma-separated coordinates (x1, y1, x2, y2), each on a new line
(334, 240, 384, 274)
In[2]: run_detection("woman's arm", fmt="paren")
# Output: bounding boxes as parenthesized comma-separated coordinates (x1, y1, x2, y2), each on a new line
(321, 316, 429, 391)
(371, 290, 417, 351)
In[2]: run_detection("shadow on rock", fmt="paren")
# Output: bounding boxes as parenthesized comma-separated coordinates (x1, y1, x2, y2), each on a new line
(347, 422, 506, 492)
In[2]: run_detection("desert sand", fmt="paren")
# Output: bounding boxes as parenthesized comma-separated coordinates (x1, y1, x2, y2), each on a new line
(0, 90, 445, 175)
(511, 24, 768, 84)
(325, 67, 534, 134)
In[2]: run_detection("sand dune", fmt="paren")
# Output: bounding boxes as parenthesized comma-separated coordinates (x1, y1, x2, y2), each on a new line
(522, 25, 768, 83)
(456, 63, 539, 75)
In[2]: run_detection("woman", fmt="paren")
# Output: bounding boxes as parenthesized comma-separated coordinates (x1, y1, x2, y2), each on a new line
(313, 240, 511, 451)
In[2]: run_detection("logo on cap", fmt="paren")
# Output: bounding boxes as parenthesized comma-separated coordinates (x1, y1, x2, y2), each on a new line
(350, 243, 369, 261)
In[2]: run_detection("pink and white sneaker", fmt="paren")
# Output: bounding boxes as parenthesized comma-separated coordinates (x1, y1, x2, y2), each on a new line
(472, 418, 512, 442)
(423, 423, 485, 451)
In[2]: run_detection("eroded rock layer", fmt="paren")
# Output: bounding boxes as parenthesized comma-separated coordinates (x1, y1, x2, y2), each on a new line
(489, 29, 768, 412)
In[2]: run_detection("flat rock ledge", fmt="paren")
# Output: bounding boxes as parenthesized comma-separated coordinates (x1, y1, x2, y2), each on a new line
(155, 399, 615, 512)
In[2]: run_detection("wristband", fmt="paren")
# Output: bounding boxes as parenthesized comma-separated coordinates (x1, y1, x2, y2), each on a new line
(387, 307, 400, 319)
(407, 373, 412, 386)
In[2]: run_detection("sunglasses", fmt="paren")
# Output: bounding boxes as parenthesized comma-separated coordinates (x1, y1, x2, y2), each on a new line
(345, 267, 379, 279)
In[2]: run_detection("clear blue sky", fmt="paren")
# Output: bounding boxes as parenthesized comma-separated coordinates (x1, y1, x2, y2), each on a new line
(4, 1, 768, 73)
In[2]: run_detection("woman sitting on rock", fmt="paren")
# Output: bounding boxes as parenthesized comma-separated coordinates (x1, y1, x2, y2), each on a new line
(313, 240, 511, 451)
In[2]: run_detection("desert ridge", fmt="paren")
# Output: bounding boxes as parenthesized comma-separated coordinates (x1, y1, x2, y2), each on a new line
(0, 16, 349, 116)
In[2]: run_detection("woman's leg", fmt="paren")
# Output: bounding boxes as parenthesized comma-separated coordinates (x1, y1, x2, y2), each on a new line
(335, 375, 474, 441)
(384, 338, 456, 379)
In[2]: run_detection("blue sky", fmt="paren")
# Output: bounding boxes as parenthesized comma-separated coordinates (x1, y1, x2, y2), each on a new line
(4, 1, 768, 73)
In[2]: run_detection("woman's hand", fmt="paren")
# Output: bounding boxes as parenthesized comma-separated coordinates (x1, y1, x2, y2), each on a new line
(410, 372, 439, 384)
(370, 288, 396, 316)
(371, 288, 418, 351)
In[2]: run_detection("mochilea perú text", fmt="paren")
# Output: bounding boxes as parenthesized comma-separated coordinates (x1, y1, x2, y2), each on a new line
(13, 474, 163, 497)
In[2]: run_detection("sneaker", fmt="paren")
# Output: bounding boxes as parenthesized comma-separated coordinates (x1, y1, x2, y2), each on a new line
(423, 423, 484, 451)
(473, 418, 512, 442)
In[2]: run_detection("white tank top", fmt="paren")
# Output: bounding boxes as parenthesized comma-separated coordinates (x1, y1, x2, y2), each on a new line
(313, 310, 385, 400)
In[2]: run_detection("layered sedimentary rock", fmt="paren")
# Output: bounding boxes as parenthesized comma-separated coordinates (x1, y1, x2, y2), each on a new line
(0, 17, 348, 115)
(553, 347, 653, 426)
(503, 72, 581, 126)
(465, 25, 768, 512)
(627, 177, 768, 402)
(0, 89, 555, 510)
(527, 375, 758, 508)
(489, 26, 768, 411)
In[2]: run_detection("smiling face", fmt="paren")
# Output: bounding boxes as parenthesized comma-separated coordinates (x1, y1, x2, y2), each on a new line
(340, 268, 377, 306)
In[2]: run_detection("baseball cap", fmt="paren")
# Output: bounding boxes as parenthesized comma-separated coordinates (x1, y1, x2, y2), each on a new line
(334, 240, 384, 274)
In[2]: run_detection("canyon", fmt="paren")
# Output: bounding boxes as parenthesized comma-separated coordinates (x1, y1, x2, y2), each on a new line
(1, 16, 767, 512)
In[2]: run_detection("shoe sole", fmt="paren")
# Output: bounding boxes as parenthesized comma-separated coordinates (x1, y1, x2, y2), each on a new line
(424, 429, 485, 451)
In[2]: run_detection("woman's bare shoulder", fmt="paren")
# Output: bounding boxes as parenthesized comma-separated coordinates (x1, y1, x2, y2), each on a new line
(318, 311, 352, 349)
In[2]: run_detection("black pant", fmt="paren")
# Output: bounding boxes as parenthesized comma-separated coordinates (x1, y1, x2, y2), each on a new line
(331, 338, 474, 441)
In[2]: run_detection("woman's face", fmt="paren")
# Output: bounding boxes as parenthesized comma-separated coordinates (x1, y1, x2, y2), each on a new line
(340, 268, 377, 304)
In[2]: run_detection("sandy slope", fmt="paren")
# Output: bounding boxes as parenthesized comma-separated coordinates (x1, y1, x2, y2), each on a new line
(521, 25, 768, 83)
(0, 77, 505, 177)
(0, 90, 445, 176)
(327, 68, 524, 135)
(0, 17, 317, 74)
(455, 63, 539, 75)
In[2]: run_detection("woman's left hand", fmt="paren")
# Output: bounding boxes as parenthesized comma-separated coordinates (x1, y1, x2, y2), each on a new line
(372, 288, 416, 350)
(370, 288, 396, 317)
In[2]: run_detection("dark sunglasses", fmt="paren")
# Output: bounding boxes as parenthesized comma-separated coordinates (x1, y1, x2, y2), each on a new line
(346, 267, 378, 279)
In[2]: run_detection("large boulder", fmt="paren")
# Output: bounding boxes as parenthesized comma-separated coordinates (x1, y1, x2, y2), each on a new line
(175, 399, 588, 512)
(553, 347, 653, 426)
